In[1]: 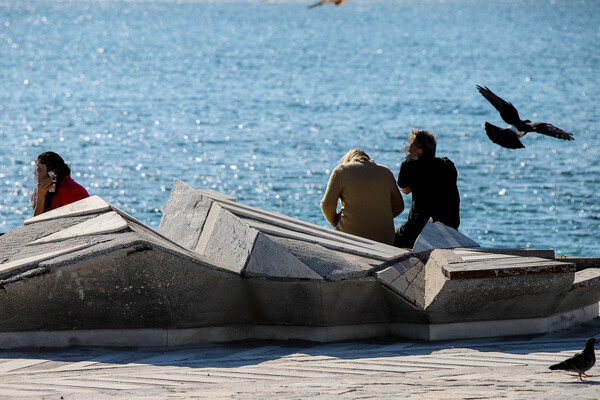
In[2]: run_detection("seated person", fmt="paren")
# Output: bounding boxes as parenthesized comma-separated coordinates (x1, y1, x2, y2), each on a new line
(31, 152, 89, 216)
(321, 149, 404, 245)
(394, 129, 460, 248)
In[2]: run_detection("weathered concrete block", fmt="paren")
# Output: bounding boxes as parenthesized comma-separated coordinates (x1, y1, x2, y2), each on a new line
(422, 249, 576, 323)
(319, 278, 390, 325)
(245, 279, 324, 325)
(552, 268, 600, 315)
(24, 195, 112, 225)
(269, 236, 375, 281)
(157, 179, 214, 250)
(244, 278, 389, 326)
(245, 233, 323, 279)
(30, 211, 129, 245)
(0, 238, 248, 332)
(375, 257, 425, 309)
(198, 203, 258, 275)
(412, 220, 479, 254)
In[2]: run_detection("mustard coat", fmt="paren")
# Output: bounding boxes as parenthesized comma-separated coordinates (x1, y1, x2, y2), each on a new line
(321, 160, 404, 245)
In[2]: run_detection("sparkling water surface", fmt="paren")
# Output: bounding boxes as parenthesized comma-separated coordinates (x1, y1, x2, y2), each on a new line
(1, 0, 598, 256)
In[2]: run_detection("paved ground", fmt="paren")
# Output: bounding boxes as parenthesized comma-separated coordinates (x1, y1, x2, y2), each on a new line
(2, 318, 600, 399)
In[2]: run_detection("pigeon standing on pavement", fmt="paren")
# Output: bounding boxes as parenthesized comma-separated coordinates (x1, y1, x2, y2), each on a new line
(308, 0, 350, 9)
(476, 85, 574, 149)
(549, 338, 598, 381)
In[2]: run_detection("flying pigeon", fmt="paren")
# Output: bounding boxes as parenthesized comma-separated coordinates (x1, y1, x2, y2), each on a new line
(308, 0, 350, 9)
(549, 337, 598, 381)
(476, 85, 574, 149)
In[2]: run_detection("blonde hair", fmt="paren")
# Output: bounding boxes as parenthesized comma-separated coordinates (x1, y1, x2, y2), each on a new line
(341, 149, 372, 164)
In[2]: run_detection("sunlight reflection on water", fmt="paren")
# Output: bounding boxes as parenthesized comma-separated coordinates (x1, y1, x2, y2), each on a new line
(0, 0, 598, 256)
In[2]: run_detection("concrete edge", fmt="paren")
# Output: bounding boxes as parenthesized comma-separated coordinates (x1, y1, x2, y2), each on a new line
(2, 302, 597, 349)
(0, 323, 391, 349)
(391, 303, 599, 341)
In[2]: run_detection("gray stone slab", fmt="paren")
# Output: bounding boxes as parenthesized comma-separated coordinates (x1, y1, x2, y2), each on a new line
(0, 244, 90, 275)
(29, 211, 129, 245)
(422, 250, 576, 323)
(201, 205, 258, 275)
(428, 248, 465, 266)
(375, 257, 425, 309)
(573, 268, 600, 286)
(247, 219, 405, 261)
(412, 220, 479, 253)
(443, 256, 576, 279)
(157, 179, 214, 250)
(23, 195, 112, 225)
(245, 233, 323, 280)
(208, 189, 408, 260)
(196, 188, 238, 202)
(268, 236, 375, 281)
(472, 247, 556, 259)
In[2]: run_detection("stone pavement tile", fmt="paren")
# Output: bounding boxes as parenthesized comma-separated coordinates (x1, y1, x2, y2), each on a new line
(0, 358, 49, 373)
(2, 320, 600, 399)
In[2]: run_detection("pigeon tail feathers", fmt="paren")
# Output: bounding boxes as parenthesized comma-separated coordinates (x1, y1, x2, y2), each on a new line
(484, 122, 525, 149)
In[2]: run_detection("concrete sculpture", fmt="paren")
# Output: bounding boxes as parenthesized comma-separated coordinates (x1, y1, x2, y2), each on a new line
(1, 180, 599, 348)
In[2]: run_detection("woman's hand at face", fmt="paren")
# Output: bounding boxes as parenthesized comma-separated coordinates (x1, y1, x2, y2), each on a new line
(36, 176, 53, 196)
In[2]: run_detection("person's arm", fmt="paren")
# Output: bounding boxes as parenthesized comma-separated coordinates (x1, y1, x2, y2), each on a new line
(391, 184, 405, 217)
(33, 180, 52, 216)
(397, 160, 412, 195)
(320, 167, 342, 227)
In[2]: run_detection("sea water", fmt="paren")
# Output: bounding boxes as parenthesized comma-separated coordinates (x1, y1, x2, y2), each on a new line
(0, 0, 598, 256)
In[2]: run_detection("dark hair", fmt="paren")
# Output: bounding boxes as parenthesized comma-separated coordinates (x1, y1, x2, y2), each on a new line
(410, 129, 437, 156)
(37, 152, 71, 182)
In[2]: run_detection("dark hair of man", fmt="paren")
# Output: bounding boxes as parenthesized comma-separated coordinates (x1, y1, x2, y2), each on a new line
(37, 152, 71, 183)
(411, 129, 437, 157)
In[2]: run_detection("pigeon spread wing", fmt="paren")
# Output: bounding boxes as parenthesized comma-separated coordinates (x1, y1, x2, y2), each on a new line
(484, 122, 525, 149)
(308, 0, 327, 8)
(477, 85, 521, 126)
(528, 122, 574, 141)
(308, 0, 349, 8)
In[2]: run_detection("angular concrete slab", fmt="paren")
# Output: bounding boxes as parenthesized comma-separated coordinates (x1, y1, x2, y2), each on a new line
(443, 256, 575, 279)
(454, 247, 556, 260)
(24, 195, 112, 225)
(268, 236, 376, 280)
(196, 188, 238, 202)
(422, 248, 578, 324)
(412, 220, 480, 253)
(158, 179, 214, 250)
(159, 180, 404, 280)
(0, 244, 90, 275)
(245, 233, 323, 280)
(197, 203, 259, 275)
(196, 181, 408, 261)
(375, 257, 426, 309)
(29, 211, 129, 245)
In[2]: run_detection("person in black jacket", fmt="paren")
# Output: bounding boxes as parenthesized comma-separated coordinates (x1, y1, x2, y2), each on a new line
(394, 129, 460, 248)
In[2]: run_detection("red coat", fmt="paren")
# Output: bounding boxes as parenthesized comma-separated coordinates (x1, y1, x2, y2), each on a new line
(47, 175, 89, 211)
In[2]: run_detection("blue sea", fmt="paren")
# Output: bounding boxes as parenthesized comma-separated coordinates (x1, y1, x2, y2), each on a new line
(1, 0, 598, 256)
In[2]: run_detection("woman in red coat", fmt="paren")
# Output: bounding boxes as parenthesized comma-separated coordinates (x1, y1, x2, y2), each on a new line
(31, 152, 89, 216)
